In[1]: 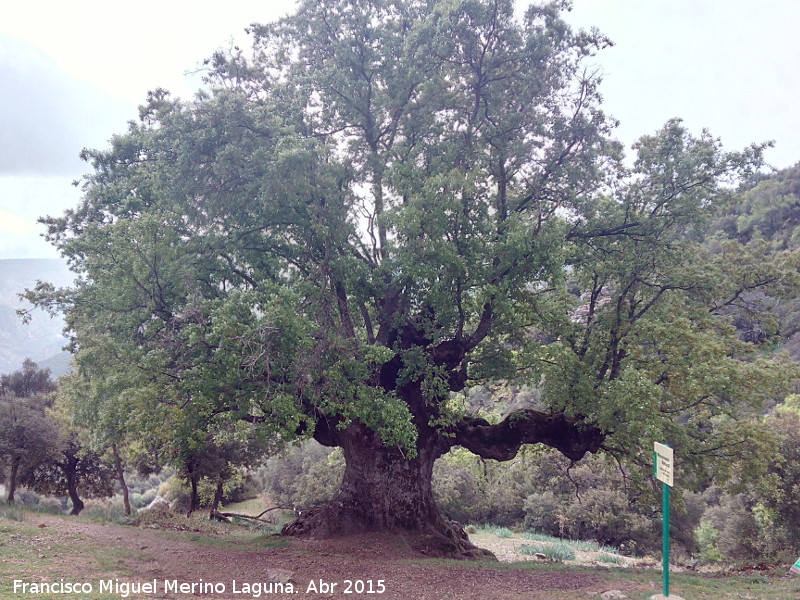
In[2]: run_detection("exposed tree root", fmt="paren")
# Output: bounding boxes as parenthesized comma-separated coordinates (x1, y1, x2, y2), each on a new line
(282, 503, 495, 561)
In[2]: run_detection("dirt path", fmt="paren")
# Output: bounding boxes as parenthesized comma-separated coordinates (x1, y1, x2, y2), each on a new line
(8, 514, 611, 600)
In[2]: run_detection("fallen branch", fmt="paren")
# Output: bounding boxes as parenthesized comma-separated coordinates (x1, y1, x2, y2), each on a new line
(215, 505, 295, 523)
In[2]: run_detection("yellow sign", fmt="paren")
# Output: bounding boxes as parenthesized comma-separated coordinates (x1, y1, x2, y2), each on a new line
(654, 442, 673, 487)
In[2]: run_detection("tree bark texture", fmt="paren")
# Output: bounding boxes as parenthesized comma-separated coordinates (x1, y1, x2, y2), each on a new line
(209, 478, 224, 520)
(7, 457, 20, 503)
(112, 443, 131, 516)
(64, 453, 85, 516)
(186, 470, 201, 517)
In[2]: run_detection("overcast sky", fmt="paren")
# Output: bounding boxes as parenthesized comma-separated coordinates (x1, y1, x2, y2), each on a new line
(1, 0, 798, 259)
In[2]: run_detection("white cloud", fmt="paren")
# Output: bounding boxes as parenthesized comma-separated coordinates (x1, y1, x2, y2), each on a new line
(0, 36, 131, 176)
(1, 1, 296, 104)
(0, 176, 81, 259)
(566, 0, 800, 169)
(0, 209, 36, 235)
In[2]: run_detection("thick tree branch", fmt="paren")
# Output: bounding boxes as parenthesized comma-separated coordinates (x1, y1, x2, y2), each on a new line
(464, 301, 494, 352)
(333, 279, 356, 338)
(451, 410, 604, 462)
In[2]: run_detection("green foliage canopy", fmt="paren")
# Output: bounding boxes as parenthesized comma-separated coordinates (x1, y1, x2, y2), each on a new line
(28, 0, 800, 499)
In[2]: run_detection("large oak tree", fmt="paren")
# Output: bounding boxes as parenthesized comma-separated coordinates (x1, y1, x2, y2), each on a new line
(32, 0, 798, 556)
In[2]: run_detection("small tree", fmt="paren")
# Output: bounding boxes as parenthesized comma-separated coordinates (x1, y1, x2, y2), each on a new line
(0, 393, 62, 503)
(54, 373, 140, 515)
(0, 360, 62, 503)
(22, 431, 115, 516)
(1, 358, 58, 399)
(175, 415, 275, 519)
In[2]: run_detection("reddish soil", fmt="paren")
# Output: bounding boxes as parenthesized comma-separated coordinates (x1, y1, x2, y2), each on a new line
(18, 514, 606, 600)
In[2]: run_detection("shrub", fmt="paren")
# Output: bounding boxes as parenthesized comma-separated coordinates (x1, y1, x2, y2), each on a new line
(433, 448, 524, 526)
(131, 489, 158, 509)
(523, 531, 561, 543)
(695, 520, 724, 564)
(597, 553, 624, 565)
(157, 476, 196, 513)
(258, 442, 344, 509)
(569, 539, 620, 554)
(757, 406, 800, 551)
(433, 456, 487, 524)
(33, 497, 65, 514)
(522, 492, 563, 537)
(81, 499, 128, 523)
(707, 494, 774, 565)
(224, 474, 260, 504)
(126, 468, 174, 495)
(0, 503, 25, 521)
(16, 489, 41, 506)
(133, 507, 216, 532)
(562, 488, 655, 552)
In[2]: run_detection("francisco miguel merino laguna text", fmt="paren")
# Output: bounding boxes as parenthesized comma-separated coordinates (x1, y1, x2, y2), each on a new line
(13, 578, 302, 597)
(12, 577, 387, 596)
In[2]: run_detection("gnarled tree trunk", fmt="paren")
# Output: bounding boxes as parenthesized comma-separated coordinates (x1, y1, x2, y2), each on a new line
(64, 452, 85, 516)
(283, 421, 491, 559)
(283, 328, 604, 559)
(184, 458, 202, 517)
(187, 474, 200, 517)
(283, 383, 603, 559)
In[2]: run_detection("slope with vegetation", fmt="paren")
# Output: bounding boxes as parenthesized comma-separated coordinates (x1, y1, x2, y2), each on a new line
(0, 259, 72, 376)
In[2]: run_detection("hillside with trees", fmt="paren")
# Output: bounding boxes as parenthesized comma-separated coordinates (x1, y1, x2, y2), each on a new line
(11, 0, 800, 569)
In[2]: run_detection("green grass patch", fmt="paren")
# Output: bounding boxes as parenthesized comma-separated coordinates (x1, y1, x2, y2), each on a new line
(596, 553, 625, 565)
(522, 531, 562, 543)
(568, 539, 620, 554)
(473, 524, 514, 538)
(221, 497, 271, 515)
(94, 547, 149, 575)
(175, 528, 288, 551)
(249, 534, 290, 549)
(79, 503, 130, 524)
(24, 504, 65, 516)
(0, 504, 25, 522)
(180, 532, 233, 548)
(520, 543, 576, 562)
(522, 531, 621, 556)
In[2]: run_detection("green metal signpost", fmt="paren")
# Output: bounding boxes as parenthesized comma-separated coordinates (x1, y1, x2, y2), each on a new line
(654, 443, 674, 598)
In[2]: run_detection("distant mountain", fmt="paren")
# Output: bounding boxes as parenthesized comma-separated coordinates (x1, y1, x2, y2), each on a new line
(0, 258, 73, 376)
(38, 350, 74, 378)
